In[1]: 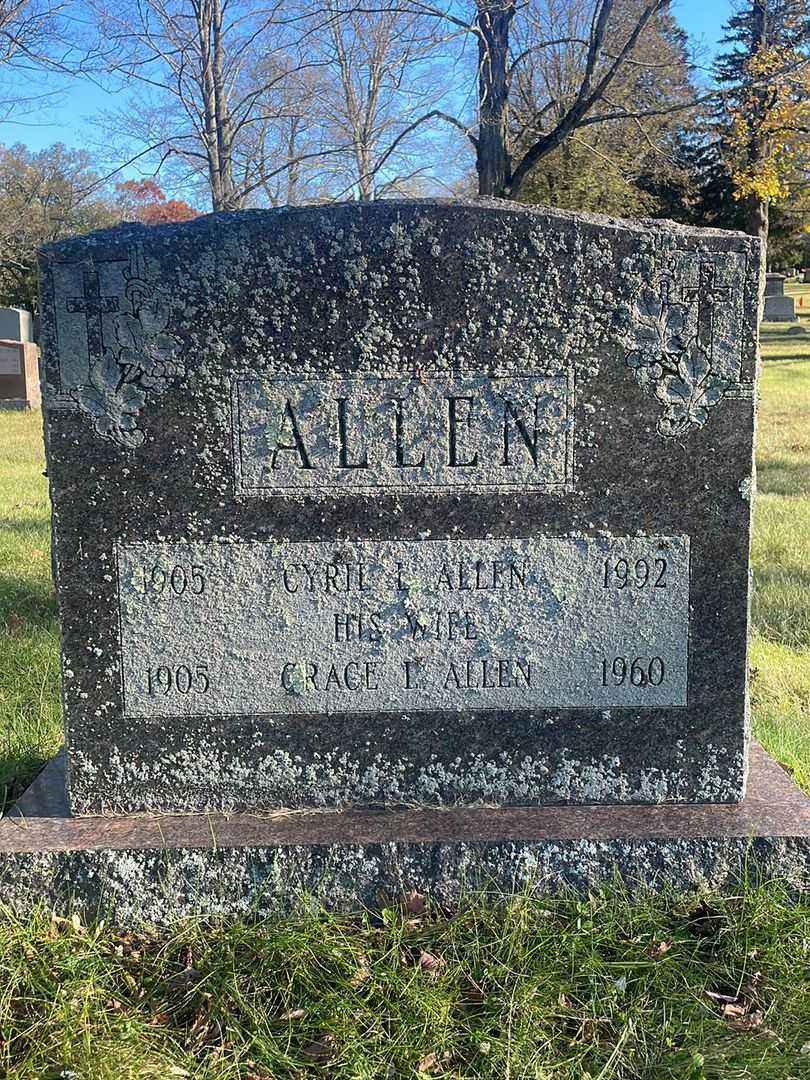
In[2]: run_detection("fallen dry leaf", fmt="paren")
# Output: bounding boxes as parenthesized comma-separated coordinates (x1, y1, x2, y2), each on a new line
(419, 951, 446, 976)
(280, 1008, 306, 1020)
(417, 1051, 451, 1073)
(188, 1005, 215, 1040)
(707, 990, 772, 1036)
(721, 1002, 747, 1020)
(725, 1008, 766, 1033)
(705, 990, 738, 1004)
(403, 891, 428, 916)
(350, 952, 371, 986)
(302, 1036, 334, 1063)
(648, 940, 672, 958)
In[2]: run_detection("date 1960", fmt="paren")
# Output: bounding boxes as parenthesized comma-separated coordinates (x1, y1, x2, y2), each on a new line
(601, 656, 665, 687)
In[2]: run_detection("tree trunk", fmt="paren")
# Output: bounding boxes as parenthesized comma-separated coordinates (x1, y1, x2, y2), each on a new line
(194, 0, 237, 211)
(287, 119, 301, 207)
(476, 0, 514, 197)
(743, 193, 769, 250)
(745, 0, 770, 252)
(195, 0, 223, 208)
(211, 0, 238, 209)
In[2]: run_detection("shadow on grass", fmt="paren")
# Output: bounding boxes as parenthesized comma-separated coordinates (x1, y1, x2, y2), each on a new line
(753, 562, 810, 590)
(0, 515, 50, 537)
(0, 575, 56, 628)
(757, 457, 810, 496)
(0, 753, 53, 813)
(760, 325, 809, 340)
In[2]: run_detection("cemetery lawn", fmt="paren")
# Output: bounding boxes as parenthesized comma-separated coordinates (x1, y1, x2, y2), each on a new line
(0, 347, 809, 1078)
(0, 410, 60, 808)
(752, 308, 810, 791)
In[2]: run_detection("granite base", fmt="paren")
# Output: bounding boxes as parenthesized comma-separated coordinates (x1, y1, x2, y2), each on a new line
(763, 296, 797, 321)
(0, 744, 808, 924)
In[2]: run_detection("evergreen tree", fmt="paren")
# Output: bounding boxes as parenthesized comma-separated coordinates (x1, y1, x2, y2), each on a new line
(715, 0, 810, 247)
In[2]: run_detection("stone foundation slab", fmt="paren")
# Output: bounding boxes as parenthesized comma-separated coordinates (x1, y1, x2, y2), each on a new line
(0, 743, 808, 924)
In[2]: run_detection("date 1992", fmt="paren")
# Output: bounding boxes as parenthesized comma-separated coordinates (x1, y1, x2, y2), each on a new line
(603, 557, 667, 589)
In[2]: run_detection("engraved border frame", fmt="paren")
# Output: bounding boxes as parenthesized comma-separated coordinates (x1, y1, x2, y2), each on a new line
(230, 371, 577, 498)
(113, 534, 691, 723)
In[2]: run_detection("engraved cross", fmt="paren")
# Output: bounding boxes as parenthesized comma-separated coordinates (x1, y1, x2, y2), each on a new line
(680, 261, 733, 353)
(66, 262, 120, 366)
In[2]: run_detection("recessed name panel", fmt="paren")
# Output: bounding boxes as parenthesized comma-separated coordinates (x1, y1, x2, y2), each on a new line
(232, 374, 574, 495)
(116, 536, 689, 718)
(0, 345, 21, 376)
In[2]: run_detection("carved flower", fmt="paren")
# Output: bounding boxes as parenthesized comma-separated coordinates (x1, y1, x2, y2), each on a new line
(114, 299, 179, 390)
(72, 350, 146, 449)
(624, 274, 731, 438)
(652, 341, 728, 438)
(625, 284, 688, 370)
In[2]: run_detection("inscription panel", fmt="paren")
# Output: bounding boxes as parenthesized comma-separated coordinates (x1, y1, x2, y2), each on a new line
(116, 536, 689, 718)
(0, 344, 21, 376)
(232, 374, 575, 495)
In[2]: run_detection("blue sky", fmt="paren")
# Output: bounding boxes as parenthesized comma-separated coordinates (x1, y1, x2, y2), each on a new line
(0, 0, 736, 160)
(675, 0, 735, 51)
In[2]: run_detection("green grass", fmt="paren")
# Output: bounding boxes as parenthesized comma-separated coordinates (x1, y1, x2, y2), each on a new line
(0, 411, 61, 807)
(759, 280, 810, 362)
(1, 331, 810, 1077)
(750, 328, 810, 792)
(0, 886, 808, 1078)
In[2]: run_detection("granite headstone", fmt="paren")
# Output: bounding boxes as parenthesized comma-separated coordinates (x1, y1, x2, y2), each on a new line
(0, 307, 40, 410)
(0, 306, 33, 343)
(37, 201, 761, 816)
(763, 273, 796, 321)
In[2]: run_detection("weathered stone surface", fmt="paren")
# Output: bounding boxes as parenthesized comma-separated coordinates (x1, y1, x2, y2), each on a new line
(38, 199, 760, 814)
(1, 745, 808, 922)
(763, 296, 796, 321)
(116, 536, 690, 718)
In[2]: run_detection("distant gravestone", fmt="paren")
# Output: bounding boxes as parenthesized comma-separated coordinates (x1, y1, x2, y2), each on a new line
(0, 306, 33, 342)
(763, 273, 796, 322)
(0, 307, 40, 409)
(2, 200, 809, 919)
(803, 268, 810, 284)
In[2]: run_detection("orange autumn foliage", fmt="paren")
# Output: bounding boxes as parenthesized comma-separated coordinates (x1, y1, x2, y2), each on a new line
(114, 179, 199, 225)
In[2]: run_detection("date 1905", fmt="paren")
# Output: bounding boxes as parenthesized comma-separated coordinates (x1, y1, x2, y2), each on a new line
(145, 663, 210, 695)
(136, 563, 207, 596)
